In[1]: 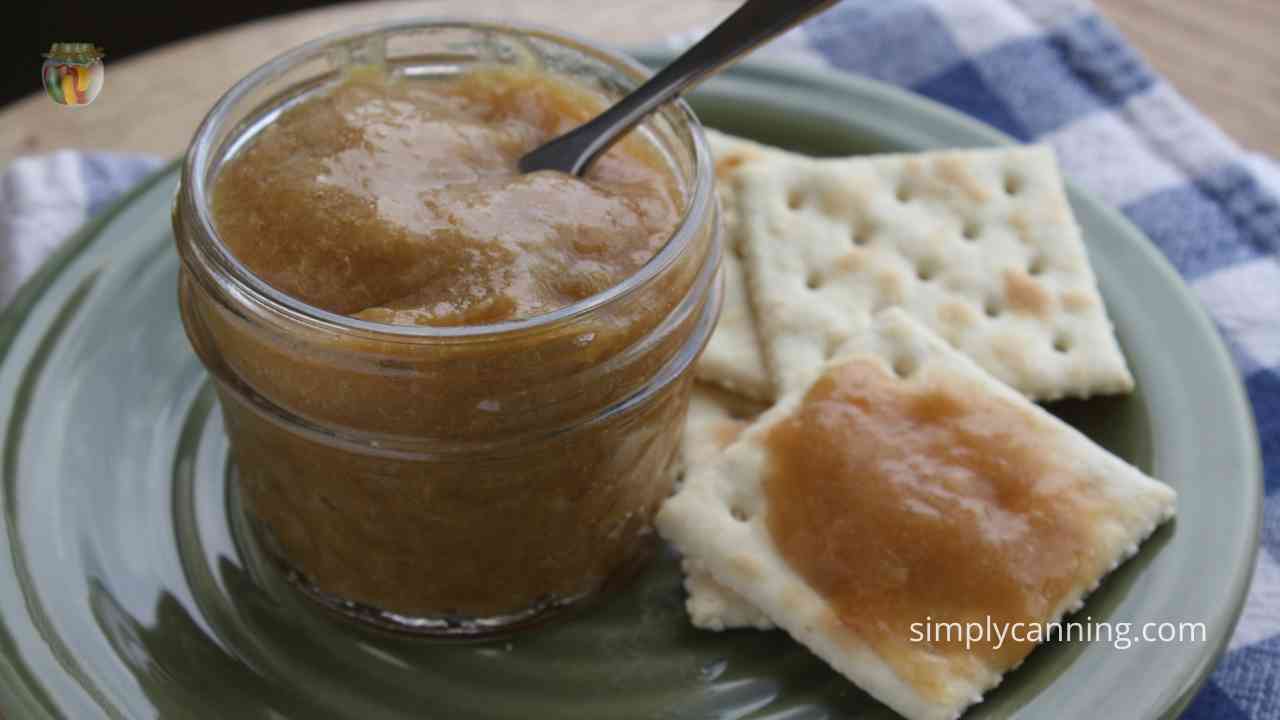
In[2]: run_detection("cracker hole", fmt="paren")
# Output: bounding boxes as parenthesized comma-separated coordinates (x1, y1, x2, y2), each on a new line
(806, 271, 822, 290)
(896, 183, 913, 203)
(892, 355, 918, 379)
(1028, 254, 1047, 276)
(984, 298, 1003, 318)
(1053, 333, 1072, 353)
(1004, 174, 1023, 196)
(853, 224, 874, 246)
(730, 505, 752, 523)
(916, 258, 941, 282)
(787, 190, 805, 210)
(962, 221, 981, 241)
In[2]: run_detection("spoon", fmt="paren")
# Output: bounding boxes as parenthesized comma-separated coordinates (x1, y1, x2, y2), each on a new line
(518, 0, 839, 176)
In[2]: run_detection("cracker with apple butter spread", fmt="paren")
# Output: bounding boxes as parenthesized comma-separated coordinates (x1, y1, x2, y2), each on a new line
(658, 310, 1175, 720)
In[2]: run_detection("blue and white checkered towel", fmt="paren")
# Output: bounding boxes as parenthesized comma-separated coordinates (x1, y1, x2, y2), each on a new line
(2, 0, 1277, 716)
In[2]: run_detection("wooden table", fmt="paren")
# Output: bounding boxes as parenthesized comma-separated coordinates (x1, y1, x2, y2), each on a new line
(2, 0, 1277, 170)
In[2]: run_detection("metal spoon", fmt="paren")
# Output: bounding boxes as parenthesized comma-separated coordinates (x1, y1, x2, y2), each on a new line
(518, 0, 839, 176)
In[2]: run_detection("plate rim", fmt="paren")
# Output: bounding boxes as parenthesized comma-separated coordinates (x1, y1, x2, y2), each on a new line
(0, 54, 1263, 719)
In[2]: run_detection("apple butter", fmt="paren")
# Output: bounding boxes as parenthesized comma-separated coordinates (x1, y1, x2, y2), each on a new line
(212, 66, 681, 325)
(763, 359, 1109, 696)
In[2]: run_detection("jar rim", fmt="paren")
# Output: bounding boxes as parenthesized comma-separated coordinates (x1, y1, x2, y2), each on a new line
(180, 18, 714, 342)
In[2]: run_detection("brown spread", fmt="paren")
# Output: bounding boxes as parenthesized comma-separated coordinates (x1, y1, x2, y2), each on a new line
(185, 63, 711, 624)
(763, 359, 1106, 692)
(212, 66, 680, 325)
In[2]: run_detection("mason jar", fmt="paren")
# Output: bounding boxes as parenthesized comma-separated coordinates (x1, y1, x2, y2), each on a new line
(173, 19, 721, 637)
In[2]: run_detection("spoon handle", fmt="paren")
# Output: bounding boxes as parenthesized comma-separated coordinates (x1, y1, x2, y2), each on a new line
(519, 0, 839, 176)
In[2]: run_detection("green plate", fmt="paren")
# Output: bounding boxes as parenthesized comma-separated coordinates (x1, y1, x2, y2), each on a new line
(0, 57, 1261, 719)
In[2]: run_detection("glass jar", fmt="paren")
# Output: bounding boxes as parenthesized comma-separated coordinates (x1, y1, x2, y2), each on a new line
(173, 20, 721, 637)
